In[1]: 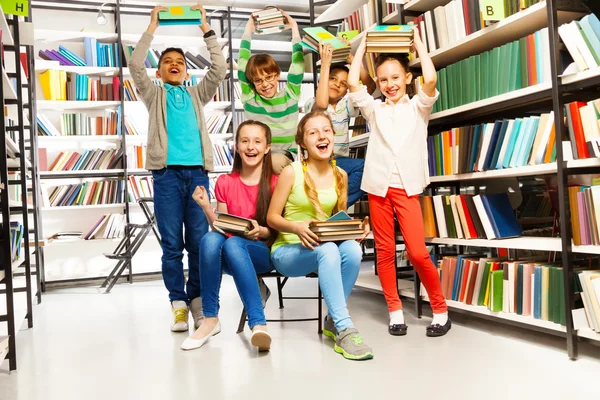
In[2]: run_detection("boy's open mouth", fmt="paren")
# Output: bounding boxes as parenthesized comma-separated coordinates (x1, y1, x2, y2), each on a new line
(169, 67, 180, 74)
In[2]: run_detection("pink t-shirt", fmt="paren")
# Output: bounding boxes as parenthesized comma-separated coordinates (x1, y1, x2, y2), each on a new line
(215, 171, 278, 219)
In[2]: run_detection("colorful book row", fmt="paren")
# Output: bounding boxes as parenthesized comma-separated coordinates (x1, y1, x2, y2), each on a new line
(432, 28, 550, 113)
(39, 70, 121, 101)
(565, 99, 600, 160)
(428, 112, 555, 176)
(37, 110, 122, 137)
(38, 41, 121, 68)
(122, 46, 211, 70)
(420, 193, 522, 240)
(43, 179, 125, 208)
(212, 142, 234, 168)
(568, 185, 600, 246)
(128, 176, 153, 201)
(438, 255, 566, 325)
(47, 149, 122, 172)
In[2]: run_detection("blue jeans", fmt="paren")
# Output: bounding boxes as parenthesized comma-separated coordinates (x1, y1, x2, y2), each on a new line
(152, 166, 209, 303)
(200, 232, 273, 329)
(336, 156, 365, 207)
(272, 241, 362, 332)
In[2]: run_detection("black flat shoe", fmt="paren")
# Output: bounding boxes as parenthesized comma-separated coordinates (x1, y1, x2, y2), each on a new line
(388, 324, 408, 336)
(426, 319, 452, 337)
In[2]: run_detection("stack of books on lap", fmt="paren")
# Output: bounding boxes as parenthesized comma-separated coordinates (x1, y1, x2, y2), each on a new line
(302, 27, 350, 63)
(213, 213, 253, 235)
(366, 25, 414, 53)
(310, 211, 363, 241)
(252, 8, 286, 35)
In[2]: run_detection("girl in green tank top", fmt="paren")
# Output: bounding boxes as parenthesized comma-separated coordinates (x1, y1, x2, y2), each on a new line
(266, 111, 374, 361)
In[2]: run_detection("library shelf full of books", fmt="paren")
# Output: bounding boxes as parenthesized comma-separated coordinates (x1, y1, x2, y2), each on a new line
(308, 0, 600, 360)
(0, 4, 44, 371)
(29, 1, 316, 290)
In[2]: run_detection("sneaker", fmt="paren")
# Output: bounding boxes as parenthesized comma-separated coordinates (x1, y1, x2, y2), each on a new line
(258, 278, 271, 309)
(323, 316, 337, 340)
(334, 328, 374, 361)
(190, 297, 204, 329)
(171, 300, 189, 332)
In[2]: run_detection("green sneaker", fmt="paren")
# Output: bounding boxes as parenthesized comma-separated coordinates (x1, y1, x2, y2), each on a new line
(334, 328, 374, 361)
(323, 316, 337, 340)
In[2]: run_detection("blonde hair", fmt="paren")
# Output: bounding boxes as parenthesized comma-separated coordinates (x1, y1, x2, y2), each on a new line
(295, 112, 347, 220)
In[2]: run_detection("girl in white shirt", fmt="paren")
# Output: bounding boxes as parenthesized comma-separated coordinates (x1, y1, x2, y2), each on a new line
(347, 27, 450, 337)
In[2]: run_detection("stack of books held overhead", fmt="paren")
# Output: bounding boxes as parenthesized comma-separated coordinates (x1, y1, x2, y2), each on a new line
(366, 25, 414, 53)
(302, 27, 351, 63)
(213, 213, 254, 236)
(310, 211, 364, 241)
(252, 8, 286, 35)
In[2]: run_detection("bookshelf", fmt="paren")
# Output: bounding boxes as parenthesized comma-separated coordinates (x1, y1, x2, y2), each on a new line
(0, 5, 41, 371)
(313, 0, 600, 359)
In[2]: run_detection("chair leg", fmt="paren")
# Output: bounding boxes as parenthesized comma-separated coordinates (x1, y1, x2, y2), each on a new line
(276, 277, 284, 309)
(317, 285, 323, 334)
(237, 308, 247, 333)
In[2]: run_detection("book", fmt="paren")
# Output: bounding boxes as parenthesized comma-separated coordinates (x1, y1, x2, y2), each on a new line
(212, 212, 254, 235)
(310, 211, 363, 241)
(252, 8, 285, 35)
(158, 6, 202, 26)
(302, 27, 350, 63)
(366, 25, 414, 53)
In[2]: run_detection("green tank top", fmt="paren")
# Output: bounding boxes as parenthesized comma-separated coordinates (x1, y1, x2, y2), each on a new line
(271, 161, 339, 253)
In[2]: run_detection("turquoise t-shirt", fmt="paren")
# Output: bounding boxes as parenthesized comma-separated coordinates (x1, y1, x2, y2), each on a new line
(164, 84, 203, 166)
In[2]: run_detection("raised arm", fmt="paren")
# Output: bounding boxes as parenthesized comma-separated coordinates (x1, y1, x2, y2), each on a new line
(267, 166, 320, 250)
(279, 10, 305, 100)
(191, 5, 227, 104)
(347, 35, 377, 121)
(312, 42, 334, 111)
(237, 16, 256, 102)
(413, 26, 437, 97)
(129, 5, 167, 101)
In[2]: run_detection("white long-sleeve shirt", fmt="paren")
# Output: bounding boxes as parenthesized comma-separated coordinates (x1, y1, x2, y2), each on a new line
(349, 86, 439, 197)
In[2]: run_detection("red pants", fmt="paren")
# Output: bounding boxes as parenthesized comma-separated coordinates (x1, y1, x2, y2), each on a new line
(369, 188, 447, 314)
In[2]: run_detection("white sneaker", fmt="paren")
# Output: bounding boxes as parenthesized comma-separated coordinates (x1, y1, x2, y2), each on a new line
(181, 321, 221, 351)
(171, 300, 189, 332)
(190, 297, 204, 329)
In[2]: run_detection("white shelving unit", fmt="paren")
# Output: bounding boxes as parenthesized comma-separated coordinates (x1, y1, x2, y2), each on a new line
(410, 2, 582, 69)
(315, 0, 369, 24)
(42, 203, 126, 211)
(37, 100, 121, 110)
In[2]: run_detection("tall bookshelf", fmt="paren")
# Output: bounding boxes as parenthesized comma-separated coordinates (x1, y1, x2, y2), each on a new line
(0, 5, 40, 371)
(313, 0, 600, 359)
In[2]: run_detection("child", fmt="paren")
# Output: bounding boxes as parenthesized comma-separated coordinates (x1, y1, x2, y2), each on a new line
(237, 9, 304, 174)
(305, 42, 376, 207)
(129, 4, 227, 332)
(266, 111, 373, 361)
(348, 29, 450, 337)
(182, 121, 278, 352)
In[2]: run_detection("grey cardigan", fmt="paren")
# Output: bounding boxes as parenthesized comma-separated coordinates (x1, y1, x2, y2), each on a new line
(128, 31, 227, 171)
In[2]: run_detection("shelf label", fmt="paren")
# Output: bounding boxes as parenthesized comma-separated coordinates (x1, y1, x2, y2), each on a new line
(479, 0, 506, 21)
(1, 0, 29, 16)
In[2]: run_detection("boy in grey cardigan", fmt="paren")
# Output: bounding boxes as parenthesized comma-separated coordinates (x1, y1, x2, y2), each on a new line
(129, 4, 227, 332)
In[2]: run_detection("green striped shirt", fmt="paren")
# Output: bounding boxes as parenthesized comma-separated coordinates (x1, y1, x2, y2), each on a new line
(238, 34, 305, 152)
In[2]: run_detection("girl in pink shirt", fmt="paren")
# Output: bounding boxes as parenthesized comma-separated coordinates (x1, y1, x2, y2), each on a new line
(348, 27, 449, 337)
(182, 120, 278, 352)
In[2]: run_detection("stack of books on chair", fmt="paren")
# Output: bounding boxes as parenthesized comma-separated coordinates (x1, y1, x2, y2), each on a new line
(302, 27, 350, 63)
(310, 211, 363, 241)
(213, 213, 253, 235)
(252, 8, 286, 35)
(366, 25, 414, 53)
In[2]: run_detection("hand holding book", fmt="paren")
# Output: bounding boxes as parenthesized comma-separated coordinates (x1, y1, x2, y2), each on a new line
(189, 4, 211, 34)
(147, 5, 169, 34)
(294, 220, 321, 250)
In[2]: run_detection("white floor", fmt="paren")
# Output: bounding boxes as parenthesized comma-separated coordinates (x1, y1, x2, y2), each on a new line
(1, 264, 600, 400)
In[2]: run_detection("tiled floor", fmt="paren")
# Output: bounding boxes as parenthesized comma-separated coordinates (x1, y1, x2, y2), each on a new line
(1, 264, 599, 400)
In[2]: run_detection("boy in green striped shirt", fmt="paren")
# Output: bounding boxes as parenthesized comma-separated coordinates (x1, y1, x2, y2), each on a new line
(238, 9, 304, 174)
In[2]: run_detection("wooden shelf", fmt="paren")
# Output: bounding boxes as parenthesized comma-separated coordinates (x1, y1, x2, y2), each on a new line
(42, 203, 125, 211)
(37, 100, 121, 110)
(429, 162, 558, 183)
(34, 64, 210, 78)
(386, 0, 449, 13)
(429, 82, 552, 128)
(40, 170, 125, 179)
(38, 135, 124, 142)
(315, 0, 369, 24)
(410, 3, 582, 69)
(405, 235, 562, 252)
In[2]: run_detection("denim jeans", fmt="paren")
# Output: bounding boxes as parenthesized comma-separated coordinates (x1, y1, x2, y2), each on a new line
(272, 241, 362, 332)
(152, 166, 209, 303)
(335, 156, 365, 207)
(200, 232, 273, 329)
